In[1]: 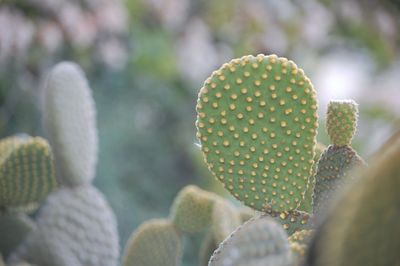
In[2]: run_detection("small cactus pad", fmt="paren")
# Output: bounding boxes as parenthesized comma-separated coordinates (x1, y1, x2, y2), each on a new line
(211, 199, 242, 243)
(196, 54, 318, 212)
(312, 145, 366, 216)
(305, 139, 400, 266)
(289, 230, 313, 266)
(43, 62, 98, 186)
(9, 185, 119, 266)
(170, 185, 217, 234)
(326, 100, 358, 146)
(122, 219, 183, 266)
(0, 136, 57, 207)
(264, 205, 311, 235)
(298, 142, 326, 213)
(199, 232, 218, 266)
(0, 213, 34, 258)
(209, 215, 292, 266)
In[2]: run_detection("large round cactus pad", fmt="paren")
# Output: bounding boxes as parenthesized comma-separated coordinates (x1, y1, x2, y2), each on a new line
(196, 54, 318, 212)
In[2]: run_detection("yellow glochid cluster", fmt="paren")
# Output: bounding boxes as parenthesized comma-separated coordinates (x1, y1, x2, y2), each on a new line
(196, 54, 318, 212)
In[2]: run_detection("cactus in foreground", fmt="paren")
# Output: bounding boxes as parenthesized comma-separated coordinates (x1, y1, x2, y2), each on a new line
(196, 54, 318, 212)
(9, 185, 119, 266)
(209, 216, 292, 266)
(312, 100, 366, 216)
(0, 136, 56, 208)
(43, 62, 98, 187)
(305, 135, 400, 266)
(122, 219, 183, 266)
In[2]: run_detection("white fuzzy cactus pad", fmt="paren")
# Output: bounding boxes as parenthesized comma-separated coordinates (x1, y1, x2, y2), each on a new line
(9, 186, 119, 266)
(43, 62, 98, 186)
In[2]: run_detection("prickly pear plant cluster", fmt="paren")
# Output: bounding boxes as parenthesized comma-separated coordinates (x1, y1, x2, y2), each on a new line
(194, 54, 370, 265)
(122, 185, 253, 266)
(0, 62, 119, 266)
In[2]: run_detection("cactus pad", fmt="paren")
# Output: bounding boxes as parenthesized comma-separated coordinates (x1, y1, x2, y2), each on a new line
(43, 62, 98, 186)
(305, 139, 400, 266)
(264, 205, 311, 235)
(196, 54, 318, 212)
(312, 145, 365, 216)
(170, 185, 217, 234)
(0, 136, 57, 207)
(122, 219, 182, 266)
(199, 232, 217, 266)
(9, 185, 119, 266)
(211, 199, 242, 243)
(289, 230, 313, 266)
(326, 100, 358, 146)
(209, 215, 292, 266)
(0, 213, 34, 258)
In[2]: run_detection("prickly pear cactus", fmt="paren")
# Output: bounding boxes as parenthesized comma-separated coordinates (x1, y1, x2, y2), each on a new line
(0, 213, 34, 258)
(305, 138, 400, 266)
(43, 62, 98, 186)
(196, 54, 318, 212)
(211, 199, 242, 243)
(199, 232, 218, 266)
(0, 136, 57, 207)
(9, 185, 119, 266)
(209, 215, 292, 266)
(122, 219, 183, 266)
(170, 185, 217, 234)
(326, 100, 358, 146)
(312, 145, 365, 215)
(288, 229, 313, 265)
(263, 205, 311, 235)
(312, 100, 365, 216)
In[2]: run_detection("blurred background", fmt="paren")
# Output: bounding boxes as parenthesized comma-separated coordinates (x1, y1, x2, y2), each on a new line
(1, 0, 399, 264)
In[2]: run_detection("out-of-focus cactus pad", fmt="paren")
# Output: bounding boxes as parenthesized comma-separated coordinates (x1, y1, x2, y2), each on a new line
(326, 100, 358, 146)
(196, 54, 318, 212)
(211, 199, 242, 243)
(0, 136, 56, 207)
(9, 185, 119, 266)
(312, 145, 365, 215)
(170, 185, 217, 234)
(43, 62, 98, 186)
(122, 219, 182, 266)
(305, 141, 400, 266)
(289, 229, 313, 265)
(199, 232, 217, 266)
(209, 215, 292, 266)
(0, 213, 34, 258)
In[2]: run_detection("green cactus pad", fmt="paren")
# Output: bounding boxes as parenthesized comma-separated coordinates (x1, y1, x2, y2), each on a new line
(326, 100, 358, 146)
(305, 139, 400, 266)
(264, 205, 311, 235)
(199, 232, 218, 266)
(43, 62, 98, 186)
(312, 145, 366, 216)
(0, 213, 34, 259)
(122, 219, 182, 266)
(209, 215, 292, 266)
(9, 185, 119, 266)
(196, 54, 318, 212)
(211, 199, 242, 244)
(289, 230, 313, 266)
(298, 142, 326, 213)
(170, 185, 217, 234)
(0, 136, 57, 208)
